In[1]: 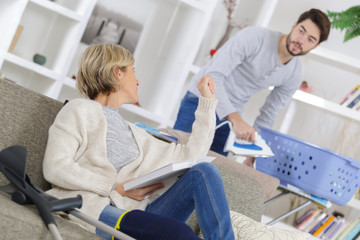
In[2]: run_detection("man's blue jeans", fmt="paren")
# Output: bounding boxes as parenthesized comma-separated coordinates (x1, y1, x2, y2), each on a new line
(174, 91, 230, 156)
(145, 162, 235, 240)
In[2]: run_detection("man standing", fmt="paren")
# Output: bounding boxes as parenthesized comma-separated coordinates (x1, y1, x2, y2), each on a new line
(174, 9, 331, 166)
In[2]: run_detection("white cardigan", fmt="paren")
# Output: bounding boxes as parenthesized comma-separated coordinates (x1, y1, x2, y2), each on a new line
(43, 97, 217, 232)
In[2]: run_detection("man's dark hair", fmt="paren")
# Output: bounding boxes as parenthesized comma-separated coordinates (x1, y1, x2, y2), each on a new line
(297, 9, 331, 43)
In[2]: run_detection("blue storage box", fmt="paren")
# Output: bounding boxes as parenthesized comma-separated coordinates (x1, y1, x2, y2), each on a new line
(256, 126, 360, 206)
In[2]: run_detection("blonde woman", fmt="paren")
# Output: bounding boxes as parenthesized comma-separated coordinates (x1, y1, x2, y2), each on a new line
(43, 44, 234, 240)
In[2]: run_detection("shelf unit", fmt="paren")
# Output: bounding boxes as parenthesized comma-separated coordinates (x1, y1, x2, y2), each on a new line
(0, 0, 96, 100)
(309, 47, 360, 74)
(0, 0, 217, 129)
(50, 0, 217, 128)
(131, 0, 217, 127)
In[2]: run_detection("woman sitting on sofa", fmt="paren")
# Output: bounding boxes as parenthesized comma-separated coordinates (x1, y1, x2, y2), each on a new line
(43, 43, 235, 239)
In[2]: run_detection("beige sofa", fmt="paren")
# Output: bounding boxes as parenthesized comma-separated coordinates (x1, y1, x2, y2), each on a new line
(0, 78, 279, 239)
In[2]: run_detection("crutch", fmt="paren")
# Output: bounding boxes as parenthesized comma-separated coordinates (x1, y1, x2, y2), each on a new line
(0, 145, 134, 240)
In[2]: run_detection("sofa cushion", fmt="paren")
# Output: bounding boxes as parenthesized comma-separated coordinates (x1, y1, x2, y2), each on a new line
(0, 79, 63, 190)
(218, 166, 264, 221)
(0, 192, 102, 239)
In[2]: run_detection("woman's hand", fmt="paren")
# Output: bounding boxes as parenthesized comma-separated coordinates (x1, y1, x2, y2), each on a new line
(115, 180, 164, 201)
(197, 74, 216, 99)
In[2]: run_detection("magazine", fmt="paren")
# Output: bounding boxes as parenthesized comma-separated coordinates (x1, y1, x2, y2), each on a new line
(124, 156, 215, 191)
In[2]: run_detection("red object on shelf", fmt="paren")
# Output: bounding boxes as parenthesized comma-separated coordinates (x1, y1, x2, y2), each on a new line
(210, 49, 217, 57)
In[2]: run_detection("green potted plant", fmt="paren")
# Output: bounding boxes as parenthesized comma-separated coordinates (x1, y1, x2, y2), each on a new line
(327, 5, 360, 42)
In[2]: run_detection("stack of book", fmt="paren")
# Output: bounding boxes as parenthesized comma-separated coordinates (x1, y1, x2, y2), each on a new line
(340, 85, 360, 111)
(294, 208, 360, 239)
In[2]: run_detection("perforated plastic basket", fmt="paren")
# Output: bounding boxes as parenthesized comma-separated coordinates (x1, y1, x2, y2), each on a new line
(256, 126, 360, 206)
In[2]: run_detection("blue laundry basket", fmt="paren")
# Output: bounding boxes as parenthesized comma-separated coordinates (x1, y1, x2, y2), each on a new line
(256, 126, 360, 206)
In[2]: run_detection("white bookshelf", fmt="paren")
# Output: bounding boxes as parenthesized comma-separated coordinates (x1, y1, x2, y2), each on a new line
(0, 0, 96, 99)
(132, 0, 217, 127)
(309, 47, 360, 73)
(55, 0, 217, 128)
(0, 0, 217, 128)
(279, 90, 360, 134)
(29, 0, 83, 21)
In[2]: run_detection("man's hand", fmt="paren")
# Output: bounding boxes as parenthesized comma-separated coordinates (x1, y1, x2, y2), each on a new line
(227, 112, 255, 142)
(115, 180, 164, 201)
(197, 74, 216, 99)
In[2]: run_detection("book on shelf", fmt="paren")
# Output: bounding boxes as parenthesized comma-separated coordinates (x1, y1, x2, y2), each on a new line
(292, 208, 360, 240)
(8, 25, 24, 53)
(328, 218, 347, 240)
(328, 219, 349, 240)
(123, 156, 215, 191)
(294, 208, 315, 227)
(309, 211, 344, 237)
(346, 93, 360, 108)
(313, 214, 335, 236)
(335, 218, 360, 240)
(352, 99, 360, 112)
(303, 211, 327, 233)
(297, 209, 320, 231)
(343, 218, 360, 240)
(320, 217, 341, 239)
(318, 216, 340, 238)
(352, 230, 360, 240)
(340, 85, 360, 105)
(309, 214, 328, 235)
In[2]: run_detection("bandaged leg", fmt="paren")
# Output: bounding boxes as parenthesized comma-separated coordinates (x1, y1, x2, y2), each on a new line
(119, 210, 201, 240)
(96, 205, 201, 240)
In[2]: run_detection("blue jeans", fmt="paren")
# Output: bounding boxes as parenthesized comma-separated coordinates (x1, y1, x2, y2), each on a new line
(174, 91, 230, 156)
(145, 162, 235, 240)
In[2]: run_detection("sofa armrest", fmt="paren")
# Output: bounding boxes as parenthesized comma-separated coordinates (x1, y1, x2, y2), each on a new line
(210, 151, 279, 201)
(217, 166, 264, 222)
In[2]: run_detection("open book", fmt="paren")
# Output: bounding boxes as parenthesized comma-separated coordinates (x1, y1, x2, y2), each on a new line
(223, 130, 274, 157)
(124, 156, 215, 191)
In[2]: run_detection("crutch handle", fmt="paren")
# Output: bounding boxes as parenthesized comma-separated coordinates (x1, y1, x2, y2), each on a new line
(50, 195, 83, 213)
